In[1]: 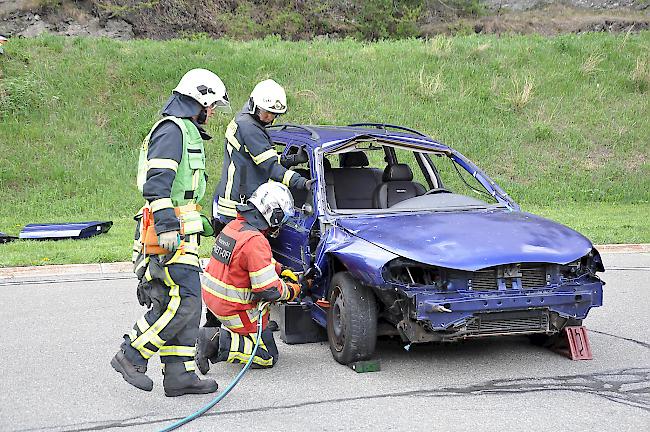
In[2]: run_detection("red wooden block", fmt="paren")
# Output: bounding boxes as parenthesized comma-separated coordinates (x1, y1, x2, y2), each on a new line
(564, 326, 593, 360)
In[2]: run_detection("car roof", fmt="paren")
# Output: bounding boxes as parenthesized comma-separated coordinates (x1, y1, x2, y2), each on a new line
(267, 123, 451, 152)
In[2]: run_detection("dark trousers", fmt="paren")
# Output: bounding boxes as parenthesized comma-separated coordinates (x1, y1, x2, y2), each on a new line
(122, 262, 201, 371)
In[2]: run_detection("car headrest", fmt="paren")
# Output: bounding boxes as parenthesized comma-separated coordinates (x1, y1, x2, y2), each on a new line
(323, 157, 332, 171)
(340, 151, 369, 168)
(383, 163, 413, 182)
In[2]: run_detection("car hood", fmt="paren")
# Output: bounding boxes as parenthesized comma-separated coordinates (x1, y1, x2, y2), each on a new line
(335, 209, 593, 271)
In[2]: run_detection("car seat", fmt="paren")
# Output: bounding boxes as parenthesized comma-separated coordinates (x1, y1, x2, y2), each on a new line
(372, 163, 426, 208)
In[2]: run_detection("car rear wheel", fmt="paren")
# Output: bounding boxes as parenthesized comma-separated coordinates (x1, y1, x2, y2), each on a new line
(327, 271, 377, 364)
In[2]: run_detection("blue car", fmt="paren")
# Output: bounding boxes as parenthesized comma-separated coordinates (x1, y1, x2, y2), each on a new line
(267, 123, 605, 364)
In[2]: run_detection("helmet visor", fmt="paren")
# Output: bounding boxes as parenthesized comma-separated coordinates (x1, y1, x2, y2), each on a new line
(210, 99, 232, 113)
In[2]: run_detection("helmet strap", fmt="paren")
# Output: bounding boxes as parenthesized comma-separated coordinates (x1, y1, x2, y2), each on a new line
(197, 108, 208, 125)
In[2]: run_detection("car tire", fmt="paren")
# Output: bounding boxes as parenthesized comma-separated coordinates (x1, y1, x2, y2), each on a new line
(327, 271, 377, 365)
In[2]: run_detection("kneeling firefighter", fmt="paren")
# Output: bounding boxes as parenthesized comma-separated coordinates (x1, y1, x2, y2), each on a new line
(196, 183, 305, 372)
(111, 69, 230, 397)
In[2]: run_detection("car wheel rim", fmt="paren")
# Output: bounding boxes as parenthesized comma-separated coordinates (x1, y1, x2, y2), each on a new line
(331, 286, 345, 351)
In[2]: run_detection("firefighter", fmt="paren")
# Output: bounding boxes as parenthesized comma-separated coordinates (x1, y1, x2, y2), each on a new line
(195, 183, 304, 372)
(111, 69, 230, 397)
(212, 79, 312, 234)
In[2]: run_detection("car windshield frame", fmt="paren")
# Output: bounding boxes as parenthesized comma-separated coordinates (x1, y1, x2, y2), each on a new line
(312, 137, 518, 219)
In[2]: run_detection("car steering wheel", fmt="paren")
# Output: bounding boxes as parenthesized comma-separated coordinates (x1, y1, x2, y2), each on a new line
(423, 187, 452, 195)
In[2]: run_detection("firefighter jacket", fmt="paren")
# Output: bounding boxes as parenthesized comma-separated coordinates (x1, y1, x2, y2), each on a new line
(213, 105, 308, 220)
(133, 93, 210, 270)
(201, 215, 298, 334)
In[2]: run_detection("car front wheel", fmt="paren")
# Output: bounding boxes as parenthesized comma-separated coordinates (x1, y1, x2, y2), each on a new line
(327, 271, 377, 364)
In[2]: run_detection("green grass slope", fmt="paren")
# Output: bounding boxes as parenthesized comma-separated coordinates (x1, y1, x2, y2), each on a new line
(1, 33, 648, 266)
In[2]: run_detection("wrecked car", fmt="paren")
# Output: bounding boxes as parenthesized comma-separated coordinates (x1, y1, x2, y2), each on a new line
(266, 123, 605, 364)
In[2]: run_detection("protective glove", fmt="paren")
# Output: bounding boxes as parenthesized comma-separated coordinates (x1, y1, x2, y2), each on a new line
(281, 268, 299, 283)
(280, 147, 308, 168)
(136, 279, 153, 309)
(286, 282, 301, 302)
(294, 176, 313, 191)
(158, 230, 180, 252)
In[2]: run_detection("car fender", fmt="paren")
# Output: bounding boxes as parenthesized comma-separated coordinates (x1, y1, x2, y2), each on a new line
(315, 224, 398, 289)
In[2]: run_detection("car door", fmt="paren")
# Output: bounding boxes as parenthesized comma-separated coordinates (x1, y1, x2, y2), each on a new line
(268, 144, 318, 272)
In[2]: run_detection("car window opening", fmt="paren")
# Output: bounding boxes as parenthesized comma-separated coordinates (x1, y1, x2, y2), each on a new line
(321, 139, 501, 214)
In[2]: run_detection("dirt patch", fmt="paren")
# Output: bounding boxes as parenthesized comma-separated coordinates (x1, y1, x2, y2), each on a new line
(424, 3, 649, 36)
(0, 0, 649, 40)
(1, 2, 134, 39)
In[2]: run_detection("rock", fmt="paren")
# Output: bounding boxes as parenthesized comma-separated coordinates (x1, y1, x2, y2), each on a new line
(18, 20, 48, 37)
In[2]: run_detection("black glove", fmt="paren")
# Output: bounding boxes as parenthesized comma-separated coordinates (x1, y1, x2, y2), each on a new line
(298, 178, 315, 191)
(136, 279, 153, 309)
(280, 147, 308, 168)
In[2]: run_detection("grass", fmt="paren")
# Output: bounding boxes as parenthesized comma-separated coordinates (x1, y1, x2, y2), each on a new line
(1, 33, 649, 266)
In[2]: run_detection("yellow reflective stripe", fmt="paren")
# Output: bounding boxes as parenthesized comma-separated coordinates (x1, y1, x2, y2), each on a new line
(252, 355, 273, 366)
(184, 360, 196, 372)
(217, 204, 237, 218)
(251, 273, 279, 290)
(191, 168, 200, 196)
(203, 272, 250, 292)
(167, 253, 200, 267)
(225, 119, 241, 151)
(134, 255, 147, 273)
(183, 219, 203, 235)
(131, 268, 180, 350)
(183, 243, 200, 255)
(159, 345, 196, 357)
(216, 313, 245, 329)
(243, 337, 253, 355)
(150, 198, 173, 212)
(224, 160, 236, 203)
(278, 279, 292, 301)
(218, 196, 238, 209)
(144, 265, 153, 281)
(148, 158, 178, 172)
(249, 263, 275, 278)
(282, 169, 297, 186)
(252, 148, 278, 165)
(227, 352, 274, 367)
(202, 282, 251, 305)
(227, 333, 241, 362)
(135, 317, 165, 349)
(128, 329, 138, 342)
(136, 317, 150, 333)
(138, 345, 156, 360)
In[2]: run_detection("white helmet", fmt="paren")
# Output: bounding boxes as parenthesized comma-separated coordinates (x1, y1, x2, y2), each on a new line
(249, 79, 287, 114)
(248, 183, 294, 229)
(173, 68, 230, 112)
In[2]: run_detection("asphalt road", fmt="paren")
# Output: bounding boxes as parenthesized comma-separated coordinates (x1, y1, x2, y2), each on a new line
(1, 252, 648, 432)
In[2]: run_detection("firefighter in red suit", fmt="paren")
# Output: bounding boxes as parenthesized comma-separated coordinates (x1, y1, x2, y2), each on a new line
(195, 182, 301, 372)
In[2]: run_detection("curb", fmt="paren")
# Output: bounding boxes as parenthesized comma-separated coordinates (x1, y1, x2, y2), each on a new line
(1, 245, 648, 279)
(0, 258, 211, 280)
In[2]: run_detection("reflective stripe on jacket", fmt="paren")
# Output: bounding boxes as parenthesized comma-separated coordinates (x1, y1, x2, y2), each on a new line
(201, 215, 292, 334)
(134, 116, 207, 268)
(213, 107, 304, 219)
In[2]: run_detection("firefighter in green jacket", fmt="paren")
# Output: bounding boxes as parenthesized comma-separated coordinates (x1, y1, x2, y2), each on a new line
(111, 69, 230, 397)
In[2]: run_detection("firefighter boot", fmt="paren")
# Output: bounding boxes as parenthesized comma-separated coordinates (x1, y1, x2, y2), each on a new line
(195, 327, 220, 375)
(163, 362, 219, 397)
(111, 349, 153, 392)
